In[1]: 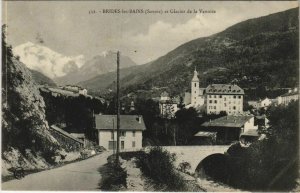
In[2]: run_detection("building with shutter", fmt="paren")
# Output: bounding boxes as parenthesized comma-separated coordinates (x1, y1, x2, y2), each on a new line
(95, 115, 146, 151)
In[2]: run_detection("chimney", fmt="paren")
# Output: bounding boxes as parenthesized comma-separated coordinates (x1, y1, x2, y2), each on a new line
(288, 89, 292, 93)
(138, 115, 142, 123)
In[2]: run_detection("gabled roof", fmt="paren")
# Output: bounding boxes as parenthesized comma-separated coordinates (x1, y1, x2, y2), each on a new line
(281, 90, 299, 97)
(95, 115, 146, 131)
(206, 84, 244, 95)
(202, 115, 253, 128)
(194, 131, 217, 137)
(161, 91, 169, 97)
(50, 125, 84, 144)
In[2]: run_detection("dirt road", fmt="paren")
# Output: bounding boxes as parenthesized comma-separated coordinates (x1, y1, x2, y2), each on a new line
(1, 151, 112, 191)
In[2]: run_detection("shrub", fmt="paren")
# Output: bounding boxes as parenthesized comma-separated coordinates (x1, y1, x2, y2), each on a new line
(137, 146, 187, 191)
(178, 161, 191, 173)
(99, 163, 127, 191)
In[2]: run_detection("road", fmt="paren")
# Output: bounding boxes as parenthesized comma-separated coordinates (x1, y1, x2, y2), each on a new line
(1, 151, 112, 191)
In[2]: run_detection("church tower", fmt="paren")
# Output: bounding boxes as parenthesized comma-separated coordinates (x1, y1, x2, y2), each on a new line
(191, 68, 199, 106)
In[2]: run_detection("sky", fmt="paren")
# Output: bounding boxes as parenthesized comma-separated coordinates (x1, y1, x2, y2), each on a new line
(3, 1, 299, 65)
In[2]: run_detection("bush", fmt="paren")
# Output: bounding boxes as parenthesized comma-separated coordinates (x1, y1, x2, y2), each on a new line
(224, 101, 299, 191)
(137, 147, 187, 191)
(178, 161, 191, 173)
(99, 163, 127, 191)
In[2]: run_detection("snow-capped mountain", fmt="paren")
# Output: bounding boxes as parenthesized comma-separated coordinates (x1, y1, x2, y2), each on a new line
(13, 42, 85, 79)
(55, 51, 137, 85)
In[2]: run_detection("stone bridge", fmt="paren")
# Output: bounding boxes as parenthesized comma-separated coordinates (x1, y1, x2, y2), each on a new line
(162, 146, 230, 173)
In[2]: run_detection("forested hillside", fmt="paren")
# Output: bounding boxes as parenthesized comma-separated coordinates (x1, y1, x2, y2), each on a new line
(30, 69, 56, 86)
(80, 8, 298, 98)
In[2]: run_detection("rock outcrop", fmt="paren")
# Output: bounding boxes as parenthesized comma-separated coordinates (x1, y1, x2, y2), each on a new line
(2, 36, 61, 176)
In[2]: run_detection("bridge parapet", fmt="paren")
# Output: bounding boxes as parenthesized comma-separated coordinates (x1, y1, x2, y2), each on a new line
(162, 146, 230, 174)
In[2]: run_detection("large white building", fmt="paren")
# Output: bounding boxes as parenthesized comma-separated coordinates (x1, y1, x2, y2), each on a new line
(188, 69, 245, 115)
(95, 115, 146, 151)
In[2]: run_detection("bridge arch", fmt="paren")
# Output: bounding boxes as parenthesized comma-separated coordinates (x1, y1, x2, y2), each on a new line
(195, 153, 231, 183)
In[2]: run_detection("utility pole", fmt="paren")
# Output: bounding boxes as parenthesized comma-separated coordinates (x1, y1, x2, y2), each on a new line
(115, 51, 120, 165)
(112, 117, 115, 155)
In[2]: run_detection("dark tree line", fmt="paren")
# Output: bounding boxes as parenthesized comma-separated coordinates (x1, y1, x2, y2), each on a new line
(40, 90, 106, 140)
(225, 100, 299, 191)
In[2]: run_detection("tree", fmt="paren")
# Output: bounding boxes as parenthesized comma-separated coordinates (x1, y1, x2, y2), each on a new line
(175, 107, 198, 145)
(226, 101, 299, 191)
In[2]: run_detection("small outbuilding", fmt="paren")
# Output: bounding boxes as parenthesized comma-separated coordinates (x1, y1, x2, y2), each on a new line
(201, 115, 258, 143)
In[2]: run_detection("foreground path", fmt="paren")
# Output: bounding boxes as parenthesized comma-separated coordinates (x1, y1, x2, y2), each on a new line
(2, 151, 112, 191)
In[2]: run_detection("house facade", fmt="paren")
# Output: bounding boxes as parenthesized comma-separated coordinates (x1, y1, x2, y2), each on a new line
(206, 84, 244, 115)
(95, 115, 146, 151)
(187, 69, 244, 115)
(248, 97, 273, 110)
(201, 115, 257, 143)
(279, 88, 299, 105)
(159, 91, 179, 118)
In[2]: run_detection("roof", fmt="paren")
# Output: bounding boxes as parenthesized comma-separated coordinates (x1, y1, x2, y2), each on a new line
(50, 125, 84, 144)
(160, 98, 178, 104)
(161, 91, 169, 97)
(202, 115, 253, 128)
(192, 70, 199, 82)
(281, 90, 299, 97)
(240, 129, 259, 137)
(206, 84, 244, 95)
(255, 115, 266, 120)
(194, 131, 217, 137)
(95, 115, 146, 131)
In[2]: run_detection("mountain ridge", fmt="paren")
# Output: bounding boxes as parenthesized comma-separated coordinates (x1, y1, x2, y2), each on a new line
(54, 52, 137, 85)
(78, 7, 299, 97)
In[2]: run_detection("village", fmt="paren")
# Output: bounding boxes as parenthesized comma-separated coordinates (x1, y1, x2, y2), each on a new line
(2, 2, 299, 192)
(35, 68, 299, 153)
(9, 67, 296, 192)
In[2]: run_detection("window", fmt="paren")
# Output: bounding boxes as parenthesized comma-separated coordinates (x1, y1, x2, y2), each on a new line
(214, 106, 216, 109)
(209, 100, 212, 103)
(209, 95, 211, 98)
(132, 131, 135, 137)
(214, 95, 216, 98)
(111, 131, 114, 140)
(224, 98, 226, 101)
(233, 96, 236, 99)
(194, 83, 197, 87)
(233, 106, 236, 110)
(121, 141, 125, 149)
(219, 95, 222, 98)
(132, 141, 136, 148)
(238, 96, 241, 99)
(121, 131, 126, 137)
(214, 100, 217, 103)
(195, 91, 196, 93)
(108, 141, 117, 150)
(224, 103, 226, 107)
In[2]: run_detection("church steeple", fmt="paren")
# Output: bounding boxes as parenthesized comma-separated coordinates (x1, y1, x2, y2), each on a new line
(192, 67, 199, 82)
(191, 68, 200, 106)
